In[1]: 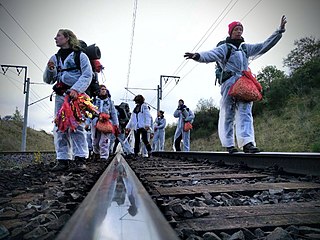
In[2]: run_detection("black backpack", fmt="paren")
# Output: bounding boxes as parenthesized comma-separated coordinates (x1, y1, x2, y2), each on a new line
(115, 102, 131, 128)
(55, 40, 102, 98)
(215, 40, 247, 85)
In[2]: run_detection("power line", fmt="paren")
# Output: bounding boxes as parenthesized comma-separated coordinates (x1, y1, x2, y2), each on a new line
(162, 0, 238, 100)
(172, 0, 238, 77)
(192, 0, 238, 53)
(1, 68, 53, 115)
(28, 88, 53, 116)
(1, 72, 23, 91)
(125, 0, 138, 101)
(1, 70, 52, 116)
(163, 0, 264, 101)
(191, 0, 239, 53)
(0, 27, 43, 72)
(0, 3, 49, 59)
(150, 1, 237, 106)
(0, 3, 56, 116)
(163, 64, 199, 100)
(240, 0, 264, 21)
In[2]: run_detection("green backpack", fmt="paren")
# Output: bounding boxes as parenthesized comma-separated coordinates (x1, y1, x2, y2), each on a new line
(215, 40, 247, 85)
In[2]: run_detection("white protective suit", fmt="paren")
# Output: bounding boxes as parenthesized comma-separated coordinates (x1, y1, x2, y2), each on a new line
(91, 97, 119, 160)
(153, 116, 166, 151)
(197, 28, 285, 148)
(173, 107, 195, 152)
(43, 51, 92, 160)
(126, 103, 152, 155)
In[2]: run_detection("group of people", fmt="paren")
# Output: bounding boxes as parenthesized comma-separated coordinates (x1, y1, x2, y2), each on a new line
(44, 15, 287, 169)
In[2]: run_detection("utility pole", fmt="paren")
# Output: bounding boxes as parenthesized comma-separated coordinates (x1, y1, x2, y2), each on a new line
(1, 65, 29, 151)
(124, 87, 157, 110)
(157, 75, 180, 113)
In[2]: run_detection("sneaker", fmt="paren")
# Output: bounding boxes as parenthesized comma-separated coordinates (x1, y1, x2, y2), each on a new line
(226, 146, 239, 154)
(147, 151, 152, 158)
(243, 142, 260, 153)
(52, 160, 70, 171)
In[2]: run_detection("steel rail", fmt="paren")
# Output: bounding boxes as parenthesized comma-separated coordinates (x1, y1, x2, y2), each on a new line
(56, 153, 179, 240)
(152, 151, 320, 176)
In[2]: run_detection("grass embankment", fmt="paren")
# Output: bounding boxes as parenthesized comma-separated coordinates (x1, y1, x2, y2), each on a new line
(0, 120, 54, 151)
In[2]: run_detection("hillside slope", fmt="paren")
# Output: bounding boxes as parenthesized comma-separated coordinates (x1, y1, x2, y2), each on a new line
(0, 120, 54, 151)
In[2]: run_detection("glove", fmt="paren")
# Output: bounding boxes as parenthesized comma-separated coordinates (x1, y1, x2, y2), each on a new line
(184, 52, 200, 61)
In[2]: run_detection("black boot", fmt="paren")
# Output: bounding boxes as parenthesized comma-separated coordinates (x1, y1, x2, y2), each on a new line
(243, 142, 260, 153)
(52, 160, 69, 171)
(73, 156, 87, 171)
(226, 146, 239, 154)
(92, 153, 100, 161)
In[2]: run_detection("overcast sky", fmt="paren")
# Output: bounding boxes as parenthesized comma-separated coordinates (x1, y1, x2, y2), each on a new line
(0, 0, 319, 133)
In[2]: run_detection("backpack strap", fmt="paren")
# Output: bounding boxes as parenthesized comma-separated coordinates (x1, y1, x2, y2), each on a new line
(240, 44, 248, 58)
(55, 54, 62, 73)
(73, 50, 81, 71)
(55, 51, 81, 73)
(225, 43, 232, 62)
(215, 43, 232, 85)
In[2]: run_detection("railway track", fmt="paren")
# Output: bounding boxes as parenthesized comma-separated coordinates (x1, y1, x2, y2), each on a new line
(0, 151, 320, 239)
(129, 152, 320, 239)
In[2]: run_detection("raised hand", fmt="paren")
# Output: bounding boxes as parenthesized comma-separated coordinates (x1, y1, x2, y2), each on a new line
(184, 52, 200, 60)
(280, 15, 287, 31)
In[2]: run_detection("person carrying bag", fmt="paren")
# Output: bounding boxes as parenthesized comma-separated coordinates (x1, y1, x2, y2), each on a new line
(184, 16, 287, 154)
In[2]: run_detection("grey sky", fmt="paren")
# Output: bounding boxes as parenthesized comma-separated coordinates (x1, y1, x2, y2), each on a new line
(0, 0, 319, 133)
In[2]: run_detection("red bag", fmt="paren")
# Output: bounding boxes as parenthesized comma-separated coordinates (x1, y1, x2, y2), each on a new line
(96, 113, 114, 133)
(183, 122, 193, 132)
(228, 70, 262, 102)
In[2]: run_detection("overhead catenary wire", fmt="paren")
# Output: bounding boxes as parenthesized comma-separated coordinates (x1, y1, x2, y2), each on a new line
(156, 0, 238, 103)
(124, 0, 138, 102)
(1, 72, 53, 117)
(1, 68, 53, 116)
(162, 0, 264, 101)
(0, 27, 43, 73)
(0, 3, 62, 120)
(150, 0, 237, 106)
(0, 3, 49, 59)
(171, 0, 238, 77)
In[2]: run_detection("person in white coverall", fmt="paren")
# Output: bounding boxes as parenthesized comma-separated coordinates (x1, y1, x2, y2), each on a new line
(173, 99, 195, 152)
(153, 110, 166, 151)
(43, 29, 92, 171)
(125, 95, 153, 158)
(91, 85, 119, 161)
(184, 15, 287, 154)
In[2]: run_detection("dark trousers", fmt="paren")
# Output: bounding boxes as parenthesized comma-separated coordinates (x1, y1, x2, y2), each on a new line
(113, 138, 120, 154)
(174, 134, 182, 151)
(134, 128, 151, 154)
